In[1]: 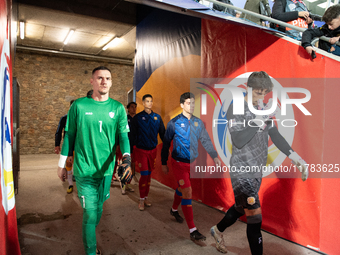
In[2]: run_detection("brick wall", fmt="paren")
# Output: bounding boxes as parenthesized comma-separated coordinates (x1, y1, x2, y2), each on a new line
(14, 51, 134, 154)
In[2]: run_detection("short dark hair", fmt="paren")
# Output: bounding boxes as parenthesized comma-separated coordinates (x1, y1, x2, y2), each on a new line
(87, 89, 93, 97)
(70, 100, 75, 106)
(127, 102, 137, 109)
(180, 92, 195, 104)
(142, 94, 152, 101)
(247, 71, 273, 92)
(92, 66, 111, 75)
(323, 4, 340, 23)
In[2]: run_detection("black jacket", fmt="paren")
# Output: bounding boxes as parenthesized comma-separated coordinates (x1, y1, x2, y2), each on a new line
(55, 114, 67, 147)
(272, 0, 299, 22)
(302, 24, 340, 52)
(213, 0, 236, 16)
(272, 0, 303, 32)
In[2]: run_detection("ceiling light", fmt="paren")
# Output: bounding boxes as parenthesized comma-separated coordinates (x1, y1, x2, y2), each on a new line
(102, 37, 122, 51)
(64, 30, 74, 45)
(19, 21, 25, 40)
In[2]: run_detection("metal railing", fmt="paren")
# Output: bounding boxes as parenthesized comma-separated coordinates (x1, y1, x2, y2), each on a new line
(203, 0, 338, 46)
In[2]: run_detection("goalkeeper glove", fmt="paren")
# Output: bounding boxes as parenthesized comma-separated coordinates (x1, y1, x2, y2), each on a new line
(254, 99, 278, 130)
(289, 150, 308, 181)
(117, 154, 132, 184)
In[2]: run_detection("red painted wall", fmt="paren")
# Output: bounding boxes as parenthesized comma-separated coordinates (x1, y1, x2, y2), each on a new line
(135, 12, 340, 255)
(199, 19, 340, 254)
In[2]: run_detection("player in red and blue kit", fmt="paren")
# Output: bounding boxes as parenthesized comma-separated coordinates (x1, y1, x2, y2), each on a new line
(161, 92, 221, 242)
(119, 102, 137, 194)
(130, 94, 165, 211)
(127, 102, 138, 184)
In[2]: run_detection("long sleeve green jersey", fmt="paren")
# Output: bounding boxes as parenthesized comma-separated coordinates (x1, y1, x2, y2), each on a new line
(61, 96, 130, 178)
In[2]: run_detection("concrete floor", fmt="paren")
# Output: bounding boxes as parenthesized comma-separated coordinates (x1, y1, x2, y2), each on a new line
(16, 154, 322, 255)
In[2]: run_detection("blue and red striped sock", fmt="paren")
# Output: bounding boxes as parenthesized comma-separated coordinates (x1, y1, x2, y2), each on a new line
(172, 188, 182, 210)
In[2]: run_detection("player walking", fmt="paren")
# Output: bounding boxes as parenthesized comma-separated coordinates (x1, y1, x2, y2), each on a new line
(130, 94, 165, 211)
(57, 66, 132, 255)
(210, 71, 308, 254)
(162, 92, 221, 241)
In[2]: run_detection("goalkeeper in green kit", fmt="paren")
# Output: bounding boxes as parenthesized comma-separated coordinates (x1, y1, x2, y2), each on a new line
(57, 66, 132, 255)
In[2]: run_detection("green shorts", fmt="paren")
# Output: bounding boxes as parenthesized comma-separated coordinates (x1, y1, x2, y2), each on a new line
(75, 175, 112, 210)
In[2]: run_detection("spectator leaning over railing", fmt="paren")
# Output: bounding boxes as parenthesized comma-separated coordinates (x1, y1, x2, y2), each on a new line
(271, 0, 313, 40)
(302, 4, 340, 57)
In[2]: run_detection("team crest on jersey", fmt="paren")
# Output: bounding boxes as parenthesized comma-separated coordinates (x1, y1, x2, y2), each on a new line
(142, 117, 146, 120)
(109, 112, 114, 118)
(154, 116, 158, 120)
(179, 179, 185, 186)
(194, 122, 198, 127)
(181, 123, 185, 127)
(247, 197, 256, 205)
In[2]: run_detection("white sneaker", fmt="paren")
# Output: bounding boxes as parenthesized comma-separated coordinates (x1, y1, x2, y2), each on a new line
(210, 225, 228, 253)
(144, 198, 151, 207)
(139, 200, 145, 211)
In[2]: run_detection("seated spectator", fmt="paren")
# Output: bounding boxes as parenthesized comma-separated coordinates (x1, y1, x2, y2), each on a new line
(212, 0, 236, 16)
(272, 0, 313, 40)
(302, 4, 340, 57)
(240, 0, 271, 26)
(235, 11, 241, 18)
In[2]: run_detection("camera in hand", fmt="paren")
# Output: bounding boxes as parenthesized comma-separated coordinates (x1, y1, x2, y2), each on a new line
(311, 50, 316, 59)
(309, 13, 322, 21)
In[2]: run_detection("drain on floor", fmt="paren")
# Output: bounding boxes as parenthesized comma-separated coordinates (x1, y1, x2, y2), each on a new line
(17, 212, 71, 225)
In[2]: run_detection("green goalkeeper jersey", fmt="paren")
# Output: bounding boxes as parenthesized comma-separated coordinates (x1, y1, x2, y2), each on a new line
(61, 96, 130, 178)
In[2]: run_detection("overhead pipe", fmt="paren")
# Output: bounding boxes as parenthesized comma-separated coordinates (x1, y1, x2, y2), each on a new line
(16, 45, 134, 66)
